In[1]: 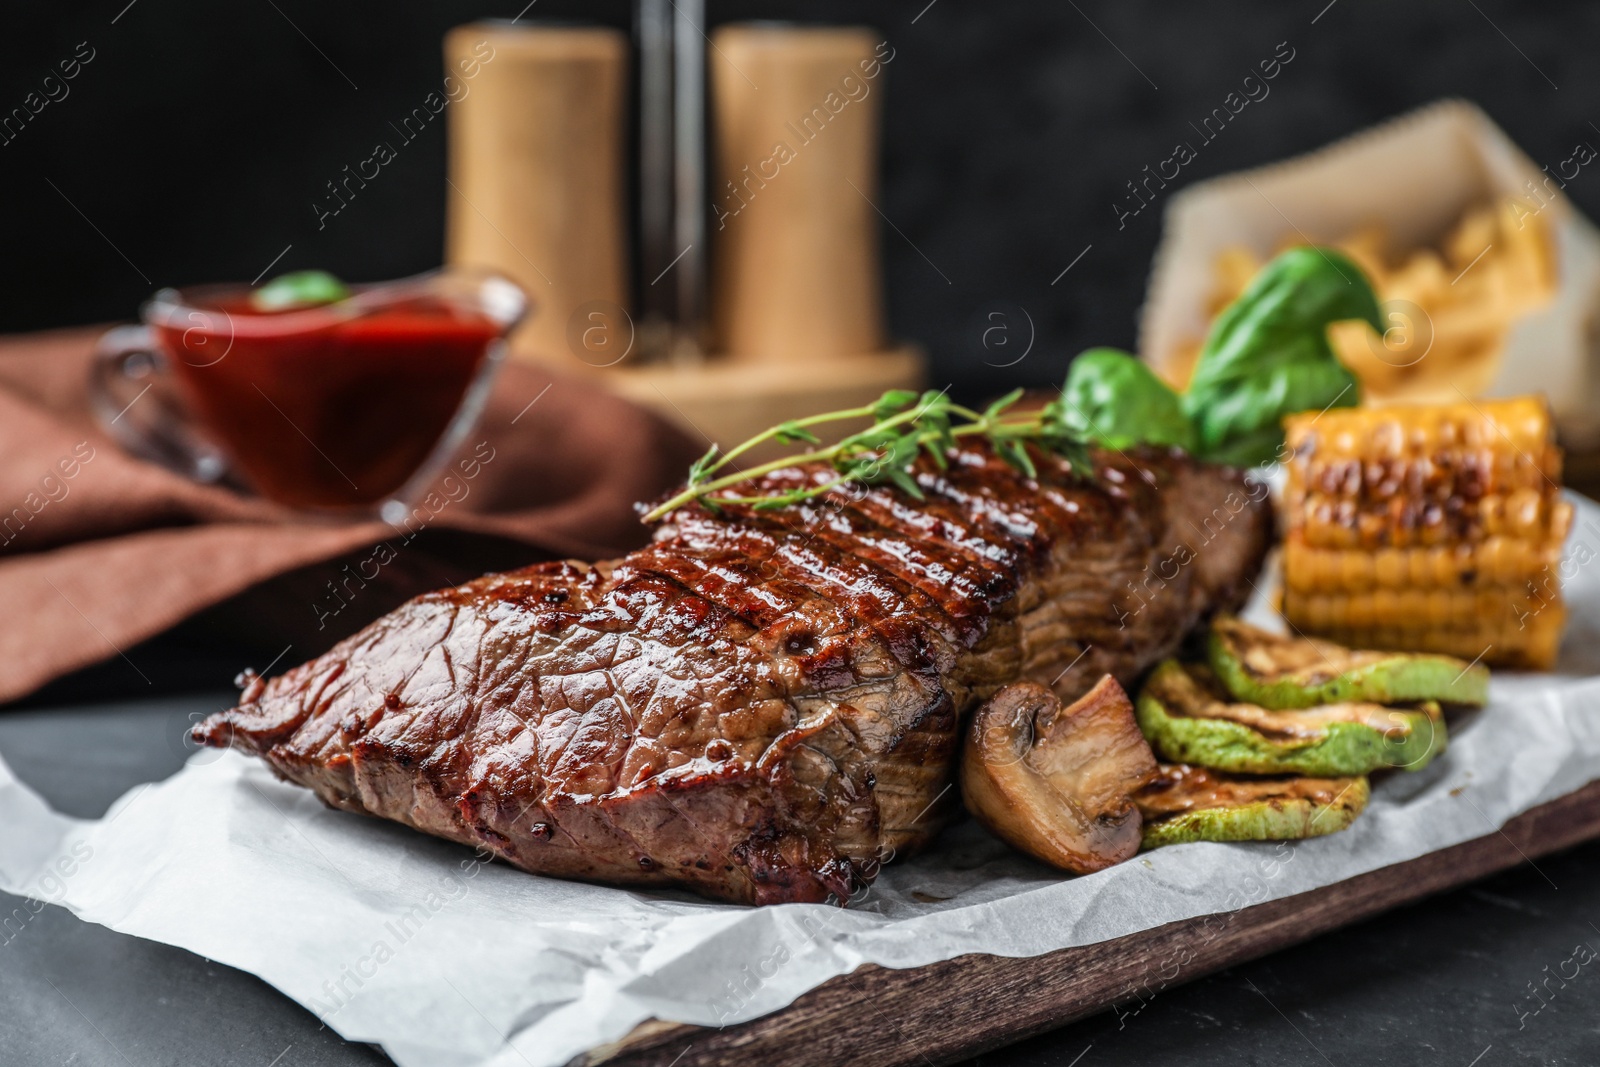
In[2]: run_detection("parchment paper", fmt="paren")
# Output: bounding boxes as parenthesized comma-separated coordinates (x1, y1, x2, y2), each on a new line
(4, 497, 1600, 1067)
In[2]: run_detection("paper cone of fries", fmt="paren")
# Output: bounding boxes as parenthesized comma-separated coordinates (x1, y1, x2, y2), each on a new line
(1140, 99, 1600, 446)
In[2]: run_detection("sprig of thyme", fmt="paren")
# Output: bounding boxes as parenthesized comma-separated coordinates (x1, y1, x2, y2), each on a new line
(640, 249, 1379, 523)
(641, 388, 1092, 524)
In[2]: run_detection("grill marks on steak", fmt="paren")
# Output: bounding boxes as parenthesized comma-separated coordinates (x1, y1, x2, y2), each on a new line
(196, 444, 1271, 904)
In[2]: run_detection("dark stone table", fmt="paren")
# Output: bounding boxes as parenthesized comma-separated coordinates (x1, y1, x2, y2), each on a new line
(2, 685, 1596, 1067)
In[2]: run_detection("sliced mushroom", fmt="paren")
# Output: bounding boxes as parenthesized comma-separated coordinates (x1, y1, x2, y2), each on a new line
(961, 675, 1159, 874)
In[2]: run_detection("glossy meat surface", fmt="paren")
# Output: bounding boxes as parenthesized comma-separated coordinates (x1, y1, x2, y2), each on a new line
(196, 444, 1272, 904)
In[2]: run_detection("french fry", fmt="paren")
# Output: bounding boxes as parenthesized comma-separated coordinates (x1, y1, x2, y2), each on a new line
(1179, 200, 1556, 406)
(1214, 246, 1262, 303)
(1444, 205, 1496, 269)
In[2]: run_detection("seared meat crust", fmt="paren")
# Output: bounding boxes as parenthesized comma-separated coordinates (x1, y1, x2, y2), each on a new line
(196, 444, 1271, 904)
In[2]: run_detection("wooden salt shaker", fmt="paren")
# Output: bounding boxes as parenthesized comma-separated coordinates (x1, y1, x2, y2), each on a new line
(444, 22, 630, 368)
(708, 25, 889, 365)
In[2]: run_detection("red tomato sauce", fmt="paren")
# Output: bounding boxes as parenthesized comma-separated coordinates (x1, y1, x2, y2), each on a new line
(158, 295, 498, 509)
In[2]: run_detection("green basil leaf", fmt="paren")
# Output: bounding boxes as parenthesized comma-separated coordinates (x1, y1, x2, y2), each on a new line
(1059, 347, 1197, 452)
(1183, 246, 1380, 465)
(251, 269, 351, 311)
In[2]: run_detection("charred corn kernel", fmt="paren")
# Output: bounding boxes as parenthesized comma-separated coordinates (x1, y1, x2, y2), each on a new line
(1284, 588, 1550, 632)
(1283, 535, 1566, 593)
(1342, 550, 1369, 589)
(1289, 489, 1566, 551)
(1284, 607, 1563, 672)
(1286, 398, 1562, 511)
(1282, 397, 1567, 670)
(1293, 452, 1552, 503)
(1289, 396, 1558, 460)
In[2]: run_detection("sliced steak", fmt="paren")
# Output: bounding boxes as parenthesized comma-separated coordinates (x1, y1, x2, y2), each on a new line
(195, 444, 1272, 904)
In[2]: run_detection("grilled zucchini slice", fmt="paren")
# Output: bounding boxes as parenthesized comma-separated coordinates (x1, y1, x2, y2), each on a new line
(1208, 615, 1489, 710)
(1137, 763, 1369, 848)
(1136, 660, 1446, 776)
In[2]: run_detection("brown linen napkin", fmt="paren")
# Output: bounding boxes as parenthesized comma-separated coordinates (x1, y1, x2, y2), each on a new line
(0, 326, 703, 704)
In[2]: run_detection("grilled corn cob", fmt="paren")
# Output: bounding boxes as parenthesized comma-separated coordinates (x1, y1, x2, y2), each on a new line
(1281, 397, 1571, 670)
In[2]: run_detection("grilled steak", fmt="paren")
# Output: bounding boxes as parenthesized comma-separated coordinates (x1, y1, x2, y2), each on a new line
(196, 444, 1271, 904)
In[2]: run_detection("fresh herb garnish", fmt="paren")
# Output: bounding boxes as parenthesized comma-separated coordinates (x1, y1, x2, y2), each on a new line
(1058, 347, 1198, 453)
(641, 388, 1092, 523)
(1060, 248, 1382, 467)
(251, 269, 352, 312)
(644, 245, 1381, 521)
(1182, 246, 1381, 465)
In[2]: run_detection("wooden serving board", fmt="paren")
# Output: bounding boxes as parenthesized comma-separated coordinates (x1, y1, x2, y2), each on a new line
(582, 779, 1600, 1067)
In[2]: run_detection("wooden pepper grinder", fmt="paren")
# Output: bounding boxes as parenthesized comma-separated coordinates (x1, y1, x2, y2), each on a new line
(708, 24, 889, 365)
(444, 22, 630, 368)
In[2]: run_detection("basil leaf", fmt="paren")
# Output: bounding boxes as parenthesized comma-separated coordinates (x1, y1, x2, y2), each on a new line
(251, 270, 352, 312)
(1183, 246, 1380, 465)
(1059, 347, 1197, 452)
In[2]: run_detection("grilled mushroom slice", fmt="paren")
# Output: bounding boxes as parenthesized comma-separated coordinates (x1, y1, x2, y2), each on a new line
(1208, 615, 1489, 710)
(1137, 660, 1446, 776)
(961, 676, 1159, 874)
(1137, 762, 1369, 849)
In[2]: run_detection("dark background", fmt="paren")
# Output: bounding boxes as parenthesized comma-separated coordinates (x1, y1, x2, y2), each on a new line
(2, 0, 1594, 400)
(5, 9, 1600, 1064)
